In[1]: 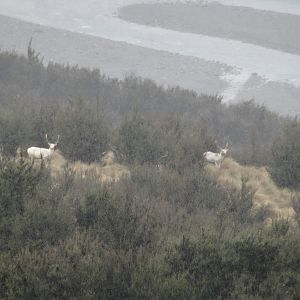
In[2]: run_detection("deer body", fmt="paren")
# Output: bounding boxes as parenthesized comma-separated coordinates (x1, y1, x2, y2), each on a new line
(27, 147, 54, 160)
(27, 134, 59, 160)
(203, 144, 228, 168)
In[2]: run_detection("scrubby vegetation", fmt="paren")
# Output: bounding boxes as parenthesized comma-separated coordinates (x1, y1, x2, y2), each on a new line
(0, 48, 300, 298)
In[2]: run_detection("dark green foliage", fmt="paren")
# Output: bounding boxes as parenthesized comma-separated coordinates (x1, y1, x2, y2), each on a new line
(118, 111, 164, 164)
(270, 119, 300, 189)
(0, 50, 300, 299)
(56, 98, 109, 162)
(270, 218, 290, 237)
(226, 176, 255, 224)
(0, 156, 41, 216)
(11, 196, 74, 250)
(166, 233, 300, 299)
(292, 193, 300, 227)
(0, 156, 42, 250)
(76, 187, 157, 251)
(27, 38, 42, 65)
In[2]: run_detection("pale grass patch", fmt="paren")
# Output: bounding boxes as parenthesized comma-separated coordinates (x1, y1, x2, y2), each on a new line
(206, 158, 295, 223)
(50, 151, 130, 184)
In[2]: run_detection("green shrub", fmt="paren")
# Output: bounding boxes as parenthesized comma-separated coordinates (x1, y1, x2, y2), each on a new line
(270, 120, 300, 190)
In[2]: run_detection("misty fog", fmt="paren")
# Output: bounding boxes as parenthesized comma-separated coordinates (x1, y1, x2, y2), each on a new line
(0, 0, 299, 113)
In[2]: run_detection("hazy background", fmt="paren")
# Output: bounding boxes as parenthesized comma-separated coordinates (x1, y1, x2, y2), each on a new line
(0, 0, 299, 114)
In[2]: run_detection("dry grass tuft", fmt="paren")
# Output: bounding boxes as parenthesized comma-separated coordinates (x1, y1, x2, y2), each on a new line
(50, 151, 67, 177)
(206, 158, 295, 223)
(50, 151, 130, 184)
(101, 150, 115, 166)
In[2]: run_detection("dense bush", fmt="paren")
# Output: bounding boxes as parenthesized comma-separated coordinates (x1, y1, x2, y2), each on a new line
(166, 232, 300, 299)
(0, 156, 42, 250)
(0, 50, 286, 165)
(0, 50, 300, 298)
(269, 119, 300, 189)
(55, 98, 109, 162)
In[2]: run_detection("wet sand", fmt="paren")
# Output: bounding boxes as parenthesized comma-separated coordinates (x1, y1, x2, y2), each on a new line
(118, 1, 300, 115)
(0, 14, 299, 115)
(120, 2, 300, 55)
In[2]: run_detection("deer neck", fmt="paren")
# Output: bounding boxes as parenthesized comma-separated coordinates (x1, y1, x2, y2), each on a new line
(48, 147, 55, 154)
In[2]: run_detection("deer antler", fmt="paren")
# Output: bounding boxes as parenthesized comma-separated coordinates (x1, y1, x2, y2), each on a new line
(160, 151, 169, 159)
(45, 134, 49, 144)
(55, 135, 60, 145)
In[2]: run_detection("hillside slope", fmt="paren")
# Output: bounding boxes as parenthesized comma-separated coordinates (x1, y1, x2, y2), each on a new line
(207, 158, 295, 223)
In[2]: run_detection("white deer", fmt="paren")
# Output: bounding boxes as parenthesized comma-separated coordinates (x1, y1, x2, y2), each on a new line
(27, 134, 60, 161)
(203, 143, 229, 168)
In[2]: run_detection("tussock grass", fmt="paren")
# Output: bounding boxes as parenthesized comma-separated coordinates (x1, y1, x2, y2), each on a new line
(207, 158, 295, 223)
(50, 151, 130, 183)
